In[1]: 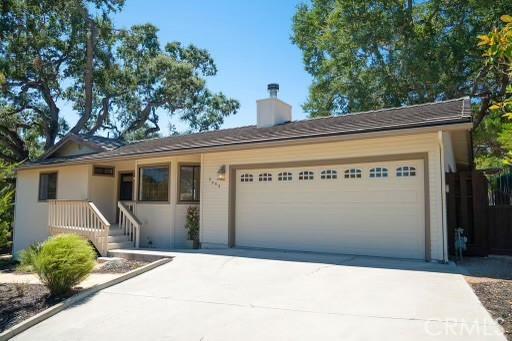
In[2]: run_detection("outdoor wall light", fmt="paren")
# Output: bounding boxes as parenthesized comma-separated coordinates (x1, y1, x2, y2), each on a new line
(217, 165, 226, 181)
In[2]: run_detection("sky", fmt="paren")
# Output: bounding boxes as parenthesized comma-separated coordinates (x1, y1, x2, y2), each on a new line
(63, 0, 312, 136)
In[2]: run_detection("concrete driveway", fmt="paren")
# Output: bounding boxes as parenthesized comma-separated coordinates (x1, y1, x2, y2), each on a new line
(13, 249, 505, 340)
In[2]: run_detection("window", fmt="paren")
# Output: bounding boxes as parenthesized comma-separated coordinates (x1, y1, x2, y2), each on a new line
(396, 166, 416, 177)
(179, 165, 200, 202)
(138, 166, 169, 201)
(321, 169, 337, 180)
(93, 166, 114, 176)
(344, 168, 362, 179)
(369, 167, 388, 178)
(240, 174, 253, 182)
(278, 172, 292, 181)
(39, 172, 57, 201)
(259, 173, 272, 182)
(298, 171, 314, 180)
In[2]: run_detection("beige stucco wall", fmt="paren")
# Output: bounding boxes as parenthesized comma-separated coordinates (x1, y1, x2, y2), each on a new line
(13, 165, 90, 254)
(200, 131, 447, 261)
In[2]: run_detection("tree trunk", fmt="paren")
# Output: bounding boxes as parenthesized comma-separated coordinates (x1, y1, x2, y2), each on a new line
(70, 19, 96, 135)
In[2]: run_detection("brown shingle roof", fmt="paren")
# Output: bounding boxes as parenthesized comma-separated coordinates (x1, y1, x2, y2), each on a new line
(25, 97, 471, 168)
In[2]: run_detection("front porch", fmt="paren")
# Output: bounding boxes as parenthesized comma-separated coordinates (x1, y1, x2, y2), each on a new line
(46, 154, 203, 256)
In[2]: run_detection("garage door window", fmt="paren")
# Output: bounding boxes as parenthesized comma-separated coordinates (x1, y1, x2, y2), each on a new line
(396, 166, 416, 177)
(278, 172, 292, 181)
(298, 171, 314, 180)
(369, 167, 388, 178)
(320, 169, 337, 179)
(344, 168, 362, 179)
(259, 173, 272, 182)
(240, 174, 253, 182)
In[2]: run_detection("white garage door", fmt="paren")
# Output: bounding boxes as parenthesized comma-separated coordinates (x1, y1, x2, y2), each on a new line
(235, 159, 425, 259)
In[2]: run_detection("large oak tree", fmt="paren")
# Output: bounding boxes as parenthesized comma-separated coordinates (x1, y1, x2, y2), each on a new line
(0, 0, 239, 163)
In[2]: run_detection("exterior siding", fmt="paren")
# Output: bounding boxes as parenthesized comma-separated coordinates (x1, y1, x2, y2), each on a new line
(13, 165, 90, 254)
(13, 156, 200, 253)
(13, 130, 450, 261)
(201, 132, 446, 261)
(132, 155, 200, 249)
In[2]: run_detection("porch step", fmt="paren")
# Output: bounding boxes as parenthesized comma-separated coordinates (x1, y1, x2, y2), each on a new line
(108, 234, 131, 243)
(108, 227, 125, 236)
(108, 241, 134, 249)
(107, 225, 135, 250)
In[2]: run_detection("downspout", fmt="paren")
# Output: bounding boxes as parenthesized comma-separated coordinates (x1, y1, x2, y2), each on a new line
(438, 131, 448, 263)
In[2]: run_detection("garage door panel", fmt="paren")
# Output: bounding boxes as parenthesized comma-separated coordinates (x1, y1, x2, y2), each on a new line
(235, 160, 425, 259)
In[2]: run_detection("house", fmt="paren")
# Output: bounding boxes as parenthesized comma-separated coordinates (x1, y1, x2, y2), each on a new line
(12, 85, 473, 262)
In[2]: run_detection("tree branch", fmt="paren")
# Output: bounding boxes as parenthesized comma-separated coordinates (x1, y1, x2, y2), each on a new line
(121, 102, 156, 136)
(70, 19, 97, 135)
(87, 96, 110, 136)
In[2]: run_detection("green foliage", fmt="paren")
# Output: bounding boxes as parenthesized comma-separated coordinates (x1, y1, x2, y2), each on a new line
(33, 234, 96, 296)
(185, 206, 199, 241)
(0, 161, 15, 252)
(0, 0, 239, 164)
(475, 15, 512, 167)
(292, 0, 512, 117)
(17, 242, 42, 272)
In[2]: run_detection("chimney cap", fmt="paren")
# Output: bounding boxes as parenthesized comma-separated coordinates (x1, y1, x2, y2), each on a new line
(267, 83, 279, 98)
(267, 83, 279, 91)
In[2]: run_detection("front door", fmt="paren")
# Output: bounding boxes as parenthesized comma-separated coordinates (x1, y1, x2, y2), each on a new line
(119, 172, 134, 201)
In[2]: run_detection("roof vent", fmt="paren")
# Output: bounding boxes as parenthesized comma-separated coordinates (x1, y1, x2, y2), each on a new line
(257, 83, 292, 128)
(267, 83, 279, 98)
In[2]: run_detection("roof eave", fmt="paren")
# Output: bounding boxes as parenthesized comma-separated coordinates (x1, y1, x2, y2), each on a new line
(18, 120, 472, 171)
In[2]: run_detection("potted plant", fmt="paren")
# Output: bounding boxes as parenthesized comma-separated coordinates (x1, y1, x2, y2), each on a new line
(185, 206, 200, 249)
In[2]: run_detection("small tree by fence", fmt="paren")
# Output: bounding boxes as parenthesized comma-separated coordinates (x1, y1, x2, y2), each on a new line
(484, 168, 512, 206)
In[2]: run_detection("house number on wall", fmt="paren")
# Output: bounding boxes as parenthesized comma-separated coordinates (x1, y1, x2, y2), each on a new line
(209, 177, 221, 188)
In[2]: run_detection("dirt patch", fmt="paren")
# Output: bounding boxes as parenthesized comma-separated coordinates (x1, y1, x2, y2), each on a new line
(460, 257, 512, 340)
(469, 280, 512, 340)
(93, 259, 149, 274)
(0, 283, 74, 332)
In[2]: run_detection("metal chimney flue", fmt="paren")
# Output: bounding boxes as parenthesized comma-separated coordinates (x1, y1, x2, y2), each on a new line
(267, 83, 279, 98)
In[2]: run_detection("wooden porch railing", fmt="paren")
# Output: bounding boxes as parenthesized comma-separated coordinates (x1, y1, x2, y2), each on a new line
(48, 200, 110, 256)
(118, 201, 141, 248)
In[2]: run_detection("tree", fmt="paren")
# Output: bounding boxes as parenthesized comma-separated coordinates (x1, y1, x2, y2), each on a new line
(292, 0, 512, 117)
(0, 0, 239, 163)
(0, 161, 15, 252)
(474, 15, 512, 167)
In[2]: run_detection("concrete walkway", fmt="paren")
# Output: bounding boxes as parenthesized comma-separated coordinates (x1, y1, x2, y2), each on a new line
(13, 249, 505, 340)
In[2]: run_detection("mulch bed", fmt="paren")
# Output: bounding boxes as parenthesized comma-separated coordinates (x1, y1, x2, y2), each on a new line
(0, 283, 75, 332)
(461, 256, 512, 340)
(93, 259, 149, 274)
(469, 280, 512, 340)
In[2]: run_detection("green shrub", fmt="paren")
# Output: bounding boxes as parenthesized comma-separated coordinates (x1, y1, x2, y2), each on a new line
(34, 234, 96, 296)
(185, 206, 199, 241)
(17, 242, 43, 272)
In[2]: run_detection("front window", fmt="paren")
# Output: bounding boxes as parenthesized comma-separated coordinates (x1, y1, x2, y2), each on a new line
(138, 166, 169, 201)
(179, 165, 200, 202)
(39, 172, 57, 200)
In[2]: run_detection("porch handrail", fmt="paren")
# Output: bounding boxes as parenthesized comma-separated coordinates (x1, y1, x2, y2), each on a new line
(118, 201, 141, 248)
(48, 200, 110, 256)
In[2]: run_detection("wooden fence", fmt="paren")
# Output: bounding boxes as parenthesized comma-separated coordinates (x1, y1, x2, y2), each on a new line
(447, 170, 512, 257)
